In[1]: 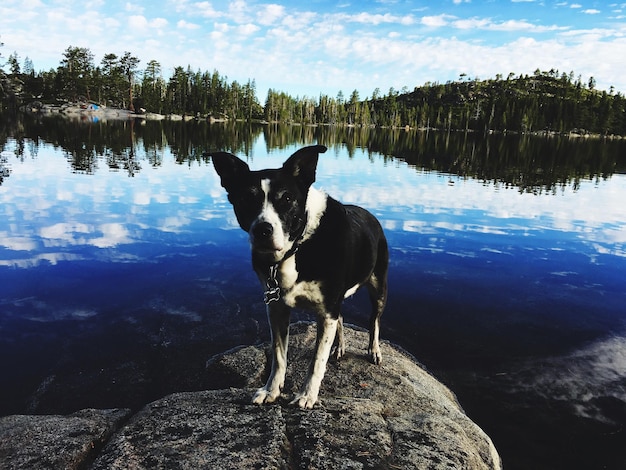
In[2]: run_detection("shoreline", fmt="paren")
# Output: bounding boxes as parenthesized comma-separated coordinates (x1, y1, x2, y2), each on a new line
(22, 102, 624, 139)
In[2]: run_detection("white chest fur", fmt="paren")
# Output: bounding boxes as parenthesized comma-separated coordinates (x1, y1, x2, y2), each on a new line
(277, 256, 325, 309)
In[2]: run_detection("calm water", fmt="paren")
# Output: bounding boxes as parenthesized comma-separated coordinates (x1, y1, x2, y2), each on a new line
(1, 117, 626, 469)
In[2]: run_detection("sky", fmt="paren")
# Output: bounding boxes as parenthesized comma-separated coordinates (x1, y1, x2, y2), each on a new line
(1, 0, 625, 100)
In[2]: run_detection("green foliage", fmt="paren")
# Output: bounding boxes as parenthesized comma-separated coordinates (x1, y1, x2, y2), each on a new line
(388, 70, 626, 135)
(58, 46, 95, 100)
(0, 44, 625, 135)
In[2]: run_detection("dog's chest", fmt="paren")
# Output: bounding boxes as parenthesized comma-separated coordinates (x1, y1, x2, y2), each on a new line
(276, 256, 324, 309)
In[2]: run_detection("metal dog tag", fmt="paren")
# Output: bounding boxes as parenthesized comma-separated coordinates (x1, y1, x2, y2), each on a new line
(264, 265, 281, 304)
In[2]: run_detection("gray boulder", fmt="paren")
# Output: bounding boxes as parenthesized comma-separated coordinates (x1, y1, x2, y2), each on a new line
(1, 323, 501, 469)
(0, 408, 131, 469)
(94, 322, 501, 469)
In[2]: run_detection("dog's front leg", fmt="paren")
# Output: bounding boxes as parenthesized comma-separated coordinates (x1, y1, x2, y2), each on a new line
(253, 302, 290, 404)
(290, 315, 338, 409)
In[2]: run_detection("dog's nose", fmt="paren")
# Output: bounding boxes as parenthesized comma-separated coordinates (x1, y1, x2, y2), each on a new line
(252, 222, 273, 240)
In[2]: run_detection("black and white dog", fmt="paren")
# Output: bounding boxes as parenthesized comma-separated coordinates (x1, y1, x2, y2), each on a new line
(209, 145, 388, 409)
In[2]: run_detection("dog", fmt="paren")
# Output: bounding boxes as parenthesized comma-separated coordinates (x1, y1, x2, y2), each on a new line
(208, 145, 388, 409)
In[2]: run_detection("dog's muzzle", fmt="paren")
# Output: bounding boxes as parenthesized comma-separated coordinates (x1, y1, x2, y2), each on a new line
(253, 221, 273, 240)
(250, 221, 282, 253)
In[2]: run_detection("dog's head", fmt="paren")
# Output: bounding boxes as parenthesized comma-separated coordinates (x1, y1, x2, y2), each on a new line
(209, 145, 327, 261)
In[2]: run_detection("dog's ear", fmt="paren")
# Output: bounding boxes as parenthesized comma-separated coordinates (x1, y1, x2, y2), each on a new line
(208, 152, 250, 192)
(283, 145, 327, 187)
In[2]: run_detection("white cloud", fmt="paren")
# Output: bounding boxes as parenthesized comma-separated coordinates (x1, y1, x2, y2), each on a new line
(157, 216, 191, 233)
(0, 253, 84, 268)
(133, 192, 152, 205)
(2, 0, 626, 99)
(343, 12, 416, 26)
(452, 17, 492, 29)
(257, 4, 285, 26)
(237, 23, 260, 35)
(583, 9, 601, 14)
(281, 11, 319, 30)
(228, 0, 251, 23)
(508, 334, 626, 424)
(36, 221, 134, 248)
(421, 14, 453, 27)
(128, 15, 169, 30)
(177, 19, 200, 29)
(91, 223, 132, 248)
(194, 1, 222, 18)
(125, 2, 144, 14)
(0, 235, 38, 251)
(559, 27, 620, 40)
(152, 17, 169, 28)
(103, 17, 121, 29)
(40, 222, 91, 246)
(214, 22, 230, 33)
(484, 19, 565, 32)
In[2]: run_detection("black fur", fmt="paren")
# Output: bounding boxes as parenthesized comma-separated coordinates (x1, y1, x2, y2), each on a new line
(208, 145, 388, 409)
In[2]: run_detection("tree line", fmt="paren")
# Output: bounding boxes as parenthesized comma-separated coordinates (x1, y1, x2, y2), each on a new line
(1, 45, 263, 120)
(1, 45, 625, 135)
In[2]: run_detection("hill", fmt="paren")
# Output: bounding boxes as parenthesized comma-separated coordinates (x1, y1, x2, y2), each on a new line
(382, 70, 625, 135)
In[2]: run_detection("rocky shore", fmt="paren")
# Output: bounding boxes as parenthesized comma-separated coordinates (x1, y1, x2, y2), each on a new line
(26, 102, 224, 122)
(0, 323, 501, 469)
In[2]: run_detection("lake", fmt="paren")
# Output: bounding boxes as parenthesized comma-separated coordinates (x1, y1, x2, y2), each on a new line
(1, 116, 625, 469)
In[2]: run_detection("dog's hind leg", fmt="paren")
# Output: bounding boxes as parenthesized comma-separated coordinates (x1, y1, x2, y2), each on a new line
(332, 314, 345, 361)
(253, 302, 290, 404)
(291, 315, 338, 409)
(366, 238, 389, 365)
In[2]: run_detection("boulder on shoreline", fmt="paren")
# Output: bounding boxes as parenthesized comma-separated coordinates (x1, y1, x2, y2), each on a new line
(0, 408, 131, 469)
(0, 323, 501, 469)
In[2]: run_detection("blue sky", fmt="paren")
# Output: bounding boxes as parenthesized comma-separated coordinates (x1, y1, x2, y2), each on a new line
(1, 0, 625, 100)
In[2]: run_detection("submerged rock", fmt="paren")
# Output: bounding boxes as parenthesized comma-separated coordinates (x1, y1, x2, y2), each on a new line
(1, 323, 501, 469)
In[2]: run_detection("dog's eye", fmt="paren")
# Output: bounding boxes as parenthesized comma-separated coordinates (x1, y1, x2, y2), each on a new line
(271, 191, 293, 210)
(276, 192, 294, 208)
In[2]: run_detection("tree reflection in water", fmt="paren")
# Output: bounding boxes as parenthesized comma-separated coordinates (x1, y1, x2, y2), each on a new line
(1, 114, 624, 191)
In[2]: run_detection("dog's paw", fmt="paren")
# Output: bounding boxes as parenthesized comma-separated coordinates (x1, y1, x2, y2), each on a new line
(252, 387, 280, 405)
(331, 343, 345, 361)
(372, 352, 382, 365)
(369, 347, 382, 365)
(289, 392, 318, 409)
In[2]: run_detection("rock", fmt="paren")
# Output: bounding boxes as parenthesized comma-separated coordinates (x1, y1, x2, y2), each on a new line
(94, 322, 501, 469)
(91, 389, 290, 469)
(144, 112, 165, 120)
(0, 408, 131, 469)
(0, 323, 502, 469)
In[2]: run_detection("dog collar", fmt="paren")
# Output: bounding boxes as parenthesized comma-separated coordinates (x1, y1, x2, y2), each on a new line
(263, 213, 307, 305)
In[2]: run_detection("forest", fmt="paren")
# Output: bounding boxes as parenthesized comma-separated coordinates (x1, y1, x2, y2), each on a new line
(1, 45, 625, 135)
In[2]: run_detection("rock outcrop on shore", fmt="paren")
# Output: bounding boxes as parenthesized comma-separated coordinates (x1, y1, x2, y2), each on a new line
(30, 102, 188, 121)
(0, 323, 501, 469)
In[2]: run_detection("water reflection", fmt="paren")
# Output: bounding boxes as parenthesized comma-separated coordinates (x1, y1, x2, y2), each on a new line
(1, 116, 626, 469)
(506, 334, 626, 424)
(2, 115, 625, 191)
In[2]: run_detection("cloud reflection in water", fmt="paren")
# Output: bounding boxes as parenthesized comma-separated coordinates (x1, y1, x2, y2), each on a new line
(1, 131, 625, 468)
